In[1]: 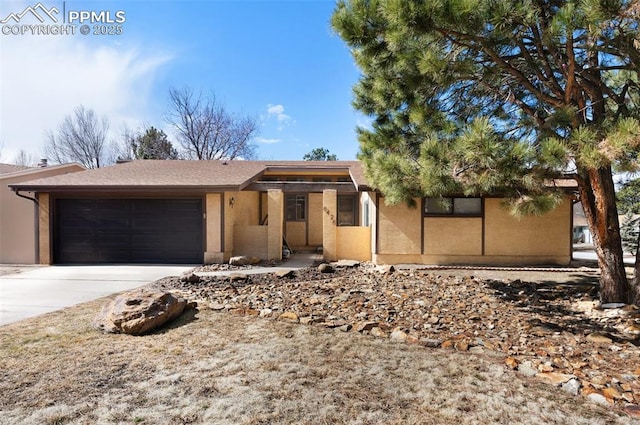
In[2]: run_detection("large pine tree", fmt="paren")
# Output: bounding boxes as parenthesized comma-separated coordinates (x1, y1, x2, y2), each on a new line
(332, 0, 640, 303)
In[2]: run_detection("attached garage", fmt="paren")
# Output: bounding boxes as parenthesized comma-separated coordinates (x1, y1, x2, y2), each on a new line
(54, 198, 203, 264)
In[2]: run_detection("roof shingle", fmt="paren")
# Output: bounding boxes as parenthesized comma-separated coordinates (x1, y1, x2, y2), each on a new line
(10, 160, 370, 192)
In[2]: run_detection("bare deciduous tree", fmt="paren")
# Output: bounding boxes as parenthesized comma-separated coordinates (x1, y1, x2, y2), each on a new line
(45, 106, 111, 168)
(166, 87, 258, 160)
(12, 149, 37, 167)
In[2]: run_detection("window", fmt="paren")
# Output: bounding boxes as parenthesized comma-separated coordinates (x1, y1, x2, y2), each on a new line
(286, 194, 306, 221)
(363, 199, 370, 227)
(338, 195, 356, 226)
(424, 197, 482, 216)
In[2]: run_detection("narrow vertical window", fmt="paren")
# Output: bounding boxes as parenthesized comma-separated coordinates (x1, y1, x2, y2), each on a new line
(338, 195, 356, 226)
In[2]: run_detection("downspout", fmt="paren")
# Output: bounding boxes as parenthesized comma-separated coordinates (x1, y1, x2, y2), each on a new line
(12, 189, 40, 263)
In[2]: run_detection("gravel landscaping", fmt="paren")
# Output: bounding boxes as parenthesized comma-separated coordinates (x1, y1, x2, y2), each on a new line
(1, 261, 639, 424)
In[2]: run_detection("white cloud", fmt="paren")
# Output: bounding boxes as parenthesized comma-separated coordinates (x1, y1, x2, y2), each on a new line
(0, 33, 172, 160)
(257, 137, 281, 144)
(265, 103, 293, 129)
(267, 104, 284, 115)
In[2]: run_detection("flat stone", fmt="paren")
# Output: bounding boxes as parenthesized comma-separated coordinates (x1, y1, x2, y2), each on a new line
(210, 302, 225, 311)
(587, 392, 611, 406)
(180, 272, 201, 283)
(390, 330, 408, 342)
(370, 327, 387, 338)
(600, 303, 627, 309)
(536, 372, 575, 386)
(586, 332, 613, 344)
(603, 387, 623, 401)
(318, 263, 334, 273)
(505, 357, 518, 370)
(275, 269, 295, 279)
(623, 323, 640, 335)
(259, 308, 273, 317)
(441, 340, 454, 349)
(278, 311, 299, 322)
(517, 361, 538, 377)
(375, 265, 395, 274)
(562, 378, 582, 395)
(355, 321, 379, 332)
(229, 256, 251, 266)
(454, 340, 469, 351)
(422, 338, 443, 348)
(332, 259, 360, 268)
(299, 316, 312, 325)
(337, 324, 352, 332)
(229, 273, 248, 281)
(623, 405, 640, 418)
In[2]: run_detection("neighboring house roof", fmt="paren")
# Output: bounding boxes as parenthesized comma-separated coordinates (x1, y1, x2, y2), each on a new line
(0, 163, 33, 175)
(1, 163, 86, 181)
(9, 160, 370, 193)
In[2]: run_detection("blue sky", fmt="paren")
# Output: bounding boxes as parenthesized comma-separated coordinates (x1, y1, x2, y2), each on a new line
(0, 0, 366, 163)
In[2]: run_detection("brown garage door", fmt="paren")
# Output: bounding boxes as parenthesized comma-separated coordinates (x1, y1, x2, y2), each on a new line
(54, 198, 203, 264)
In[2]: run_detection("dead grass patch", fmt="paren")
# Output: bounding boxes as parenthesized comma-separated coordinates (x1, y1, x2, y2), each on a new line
(0, 289, 637, 424)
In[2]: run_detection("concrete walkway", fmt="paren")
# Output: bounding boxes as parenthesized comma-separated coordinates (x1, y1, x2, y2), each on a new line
(0, 265, 192, 326)
(195, 252, 322, 277)
(0, 253, 323, 326)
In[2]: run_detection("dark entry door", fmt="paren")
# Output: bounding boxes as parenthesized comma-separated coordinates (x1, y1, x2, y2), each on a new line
(54, 198, 203, 264)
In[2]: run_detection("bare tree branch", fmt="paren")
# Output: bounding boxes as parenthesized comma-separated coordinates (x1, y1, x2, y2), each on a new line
(44, 106, 112, 168)
(166, 87, 259, 160)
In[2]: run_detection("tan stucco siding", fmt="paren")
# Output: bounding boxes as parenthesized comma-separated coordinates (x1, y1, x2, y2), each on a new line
(484, 197, 571, 258)
(0, 186, 37, 264)
(424, 217, 482, 255)
(377, 199, 421, 255)
(233, 225, 268, 258)
(285, 221, 306, 247)
(1, 164, 84, 264)
(205, 193, 223, 263)
(307, 193, 323, 246)
(336, 226, 371, 261)
(223, 191, 260, 259)
(267, 190, 283, 260)
(38, 193, 51, 265)
(322, 189, 337, 261)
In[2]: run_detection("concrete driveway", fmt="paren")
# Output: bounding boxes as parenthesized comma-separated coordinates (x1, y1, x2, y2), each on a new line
(0, 265, 192, 326)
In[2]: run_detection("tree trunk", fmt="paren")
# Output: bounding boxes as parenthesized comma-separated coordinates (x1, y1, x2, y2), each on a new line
(578, 166, 631, 304)
(632, 226, 640, 305)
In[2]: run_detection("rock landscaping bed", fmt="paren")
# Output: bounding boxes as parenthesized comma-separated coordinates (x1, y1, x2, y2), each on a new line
(153, 261, 640, 418)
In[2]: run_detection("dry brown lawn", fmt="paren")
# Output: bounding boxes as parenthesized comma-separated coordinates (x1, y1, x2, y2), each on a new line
(0, 278, 638, 425)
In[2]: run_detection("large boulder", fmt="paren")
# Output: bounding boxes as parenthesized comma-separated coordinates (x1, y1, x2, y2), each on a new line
(93, 288, 191, 335)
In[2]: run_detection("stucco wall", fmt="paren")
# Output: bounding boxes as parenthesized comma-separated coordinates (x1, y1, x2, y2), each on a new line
(322, 189, 337, 261)
(484, 197, 571, 257)
(205, 193, 223, 264)
(38, 193, 51, 265)
(377, 199, 421, 255)
(267, 190, 283, 260)
(285, 221, 306, 247)
(307, 193, 323, 246)
(233, 225, 268, 258)
(424, 217, 482, 255)
(336, 226, 371, 261)
(374, 196, 572, 266)
(223, 191, 260, 260)
(1, 164, 84, 264)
